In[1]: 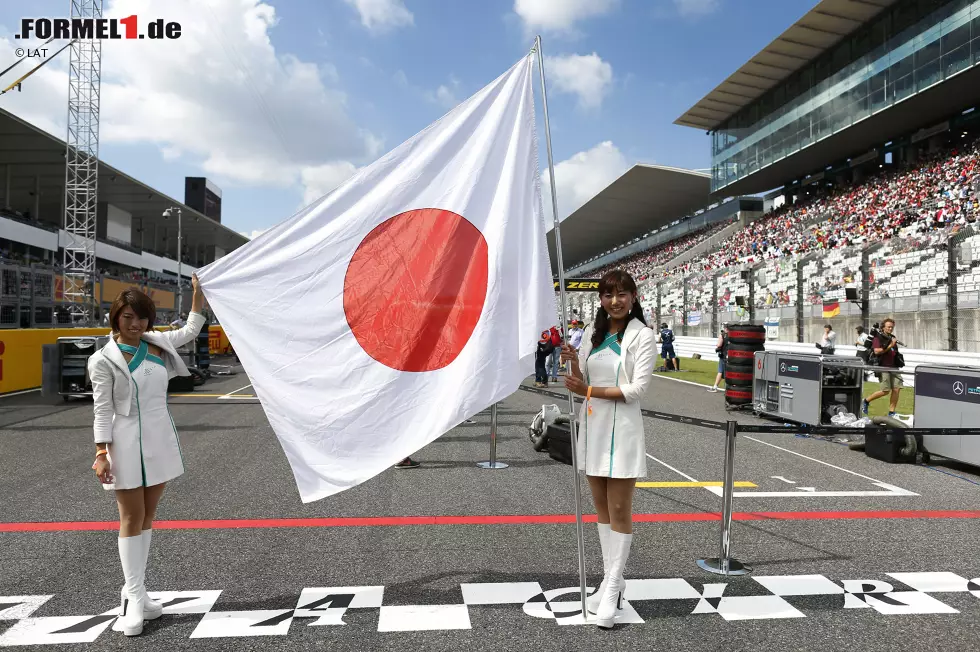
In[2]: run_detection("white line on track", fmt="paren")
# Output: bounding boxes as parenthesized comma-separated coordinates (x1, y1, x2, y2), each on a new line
(742, 435, 882, 483)
(650, 374, 719, 391)
(0, 388, 41, 398)
(705, 483, 918, 498)
(219, 384, 253, 399)
(645, 454, 701, 483)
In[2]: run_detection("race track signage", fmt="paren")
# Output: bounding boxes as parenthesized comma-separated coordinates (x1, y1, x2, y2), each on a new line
(553, 278, 600, 292)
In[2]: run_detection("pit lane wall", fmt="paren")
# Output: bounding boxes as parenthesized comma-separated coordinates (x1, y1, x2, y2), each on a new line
(0, 325, 232, 394)
(671, 336, 980, 387)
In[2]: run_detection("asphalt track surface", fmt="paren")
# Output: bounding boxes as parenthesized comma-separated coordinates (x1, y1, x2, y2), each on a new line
(2, 356, 979, 650)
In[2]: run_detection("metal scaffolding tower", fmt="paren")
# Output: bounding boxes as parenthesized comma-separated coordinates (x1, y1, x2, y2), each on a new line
(62, 0, 104, 326)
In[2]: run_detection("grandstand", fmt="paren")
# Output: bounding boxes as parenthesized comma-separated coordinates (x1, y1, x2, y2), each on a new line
(0, 106, 247, 327)
(564, 0, 980, 352)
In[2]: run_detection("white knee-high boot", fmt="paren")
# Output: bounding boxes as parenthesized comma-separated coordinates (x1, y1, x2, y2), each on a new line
(141, 529, 162, 619)
(595, 530, 632, 629)
(586, 523, 611, 614)
(112, 535, 146, 636)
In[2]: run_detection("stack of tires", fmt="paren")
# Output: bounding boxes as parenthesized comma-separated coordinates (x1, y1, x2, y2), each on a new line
(724, 324, 765, 407)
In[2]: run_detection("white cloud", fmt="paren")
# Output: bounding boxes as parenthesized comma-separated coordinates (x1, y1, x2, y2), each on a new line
(393, 70, 460, 110)
(674, 0, 720, 17)
(424, 76, 461, 110)
(545, 53, 613, 110)
(427, 85, 459, 109)
(543, 141, 629, 220)
(343, 0, 414, 33)
(513, 0, 617, 33)
(300, 161, 360, 207)
(0, 0, 382, 228)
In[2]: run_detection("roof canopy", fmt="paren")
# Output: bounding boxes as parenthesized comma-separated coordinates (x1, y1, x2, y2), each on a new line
(675, 0, 897, 131)
(0, 107, 248, 254)
(547, 164, 712, 270)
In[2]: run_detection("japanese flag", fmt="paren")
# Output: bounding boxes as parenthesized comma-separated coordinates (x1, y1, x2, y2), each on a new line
(196, 55, 556, 502)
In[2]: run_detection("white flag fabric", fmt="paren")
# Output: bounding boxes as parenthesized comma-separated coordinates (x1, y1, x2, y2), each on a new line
(196, 55, 557, 502)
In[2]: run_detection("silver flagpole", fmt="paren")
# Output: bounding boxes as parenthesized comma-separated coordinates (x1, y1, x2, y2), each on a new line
(533, 34, 590, 622)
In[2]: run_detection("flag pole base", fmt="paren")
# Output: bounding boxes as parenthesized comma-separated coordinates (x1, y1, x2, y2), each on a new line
(476, 461, 509, 469)
(697, 558, 751, 576)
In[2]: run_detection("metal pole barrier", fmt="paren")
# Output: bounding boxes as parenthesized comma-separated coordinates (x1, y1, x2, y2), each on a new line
(534, 35, 590, 621)
(698, 420, 751, 576)
(477, 403, 508, 469)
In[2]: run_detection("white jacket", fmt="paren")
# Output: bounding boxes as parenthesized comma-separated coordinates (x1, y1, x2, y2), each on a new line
(576, 317, 657, 404)
(89, 311, 206, 443)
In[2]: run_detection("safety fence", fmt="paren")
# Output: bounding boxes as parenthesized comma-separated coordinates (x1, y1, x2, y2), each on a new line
(0, 262, 187, 329)
(562, 224, 980, 353)
(564, 228, 980, 353)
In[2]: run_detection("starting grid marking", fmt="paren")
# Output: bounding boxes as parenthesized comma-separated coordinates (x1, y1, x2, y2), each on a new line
(706, 482, 918, 498)
(1, 572, 978, 644)
(642, 433, 920, 499)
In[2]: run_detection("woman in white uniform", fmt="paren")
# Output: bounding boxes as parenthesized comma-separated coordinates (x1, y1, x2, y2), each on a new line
(90, 276, 206, 636)
(560, 269, 656, 629)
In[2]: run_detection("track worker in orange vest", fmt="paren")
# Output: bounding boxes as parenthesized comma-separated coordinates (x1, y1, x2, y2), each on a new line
(560, 269, 657, 629)
(88, 275, 206, 637)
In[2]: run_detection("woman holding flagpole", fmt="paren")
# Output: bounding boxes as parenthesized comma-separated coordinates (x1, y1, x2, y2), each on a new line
(560, 269, 656, 629)
(89, 276, 207, 636)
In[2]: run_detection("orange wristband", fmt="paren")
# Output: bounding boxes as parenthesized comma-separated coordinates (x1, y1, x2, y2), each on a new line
(586, 386, 593, 415)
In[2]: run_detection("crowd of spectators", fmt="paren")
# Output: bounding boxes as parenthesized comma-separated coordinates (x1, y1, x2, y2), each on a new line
(584, 133, 980, 288)
(588, 218, 735, 281)
(664, 133, 980, 278)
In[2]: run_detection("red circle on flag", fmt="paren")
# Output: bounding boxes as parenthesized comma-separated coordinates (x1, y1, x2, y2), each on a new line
(344, 208, 489, 372)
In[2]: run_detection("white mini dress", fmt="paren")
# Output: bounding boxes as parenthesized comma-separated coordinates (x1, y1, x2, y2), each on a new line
(104, 340, 185, 490)
(575, 318, 657, 478)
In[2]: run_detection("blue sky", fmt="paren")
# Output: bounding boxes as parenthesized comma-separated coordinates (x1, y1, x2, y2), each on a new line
(0, 0, 814, 239)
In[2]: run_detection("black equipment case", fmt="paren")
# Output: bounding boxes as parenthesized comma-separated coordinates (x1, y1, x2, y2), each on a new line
(546, 422, 573, 465)
(865, 430, 915, 464)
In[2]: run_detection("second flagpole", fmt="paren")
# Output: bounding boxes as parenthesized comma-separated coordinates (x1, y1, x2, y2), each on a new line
(533, 34, 590, 622)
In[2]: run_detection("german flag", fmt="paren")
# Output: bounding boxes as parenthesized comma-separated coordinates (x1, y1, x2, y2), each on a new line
(822, 300, 840, 318)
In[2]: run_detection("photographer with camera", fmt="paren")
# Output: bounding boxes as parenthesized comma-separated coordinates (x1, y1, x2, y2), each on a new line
(862, 318, 905, 417)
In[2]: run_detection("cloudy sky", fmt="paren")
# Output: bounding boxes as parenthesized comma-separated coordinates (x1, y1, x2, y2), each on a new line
(0, 0, 812, 240)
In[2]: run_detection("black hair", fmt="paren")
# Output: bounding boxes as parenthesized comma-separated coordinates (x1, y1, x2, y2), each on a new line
(856, 326, 865, 334)
(110, 289, 156, 334)
(591, 269, 646, 350)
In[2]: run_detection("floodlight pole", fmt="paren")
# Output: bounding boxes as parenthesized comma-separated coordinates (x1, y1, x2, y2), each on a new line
(534, 34, 590, 623)
(177, 207, 182, 316)
(165, 206, 184, 316)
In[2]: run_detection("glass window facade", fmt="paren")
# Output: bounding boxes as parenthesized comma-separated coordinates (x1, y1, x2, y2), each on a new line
(711, 0, 980, 192)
